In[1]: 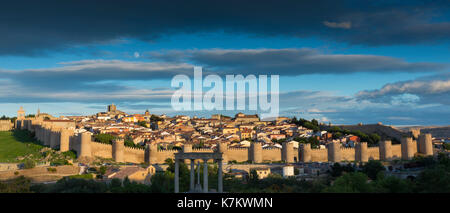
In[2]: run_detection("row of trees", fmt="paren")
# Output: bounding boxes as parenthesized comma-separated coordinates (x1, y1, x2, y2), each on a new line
(93, 133, 142, 148)
(291, 117, 320, 132)
(3, 153, 450, 193)
(291, 117, 383, 145)
(325, 155, 450, 193)
(224, 154, 450, 193)
(293, 136, 320, 148)
(327, 126, 381, 146)
(0, 115, 17, 123)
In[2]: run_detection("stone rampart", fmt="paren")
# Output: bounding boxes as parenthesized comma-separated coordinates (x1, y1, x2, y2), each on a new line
(23, 121, 436, 164)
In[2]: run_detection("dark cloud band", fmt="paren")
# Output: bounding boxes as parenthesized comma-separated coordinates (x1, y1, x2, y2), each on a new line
(1, 0, 449, 55)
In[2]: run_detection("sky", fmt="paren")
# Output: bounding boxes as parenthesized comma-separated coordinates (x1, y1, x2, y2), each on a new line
(0, 0, 449, 125)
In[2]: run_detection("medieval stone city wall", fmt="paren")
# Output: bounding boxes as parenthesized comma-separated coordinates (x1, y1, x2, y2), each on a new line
(262, 148, 282, 162)
(310, 149, 328, 162)
(17, 118, 435, 165)
(341, 147, 356, 161)
(367, 147, 380, 160)
(154, 150, 178, 164)
(90, 141, 113, 159)
(123, 146, 145, 164)
(0, 120, 13, 131)
(226, 148, 249, 162)
(391, 144, 402, 158)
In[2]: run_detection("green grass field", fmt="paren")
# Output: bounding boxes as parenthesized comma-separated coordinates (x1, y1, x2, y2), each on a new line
(0, 130, 44, 163)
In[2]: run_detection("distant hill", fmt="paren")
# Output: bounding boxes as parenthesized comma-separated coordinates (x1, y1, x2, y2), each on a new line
(397, 126, 450, 139)
(323, 124, 405, 141)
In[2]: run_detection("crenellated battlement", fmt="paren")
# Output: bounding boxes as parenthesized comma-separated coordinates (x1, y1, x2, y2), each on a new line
(192, 148, 214, 152)
(263, 147, 281, 150)
(341, 147, 355, 150)
(22, 120, 435, 164)
(228, 147, 249, 151)
(124, 146, 145, 151)
(158, 149, 179, 153)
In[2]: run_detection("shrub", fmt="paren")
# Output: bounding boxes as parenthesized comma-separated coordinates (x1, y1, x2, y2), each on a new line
(68, 173, 94, 179)
(51, 159, 70, 166)
(443, 143, 450, 150)
(94, 134, 115, 144)
(47, 167, 57, 173)
(62, 150, 77, 159)
(23, 159, 36, 169)
(361, 160, 385, 180)
(99, 166, 107, 175)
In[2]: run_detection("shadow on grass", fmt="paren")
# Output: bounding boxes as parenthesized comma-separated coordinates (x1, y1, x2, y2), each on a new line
(11, 129, 46, 147)
(11, 130, 76, 153)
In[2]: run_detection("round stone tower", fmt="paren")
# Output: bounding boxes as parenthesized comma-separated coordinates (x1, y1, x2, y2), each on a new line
(250, 142, 262, 163)
(44, 124, 52, 146)
(327, 141, 341, 162)
(22, 120, 27, 131)
(401, 137, 414, 160)
(182, 143, 193, 153)
(300, 143, 312, 162)
(79, 132, 92, 158)
(379, 140, 392, 160)
(112, 138, 125, 163)
(30, 119, 37, 133)
(27, 120, 33, 132)
(50, 127, 60, 149)
(355, 142, 368, 162)
(282, 142, 294, 163)
(217, 142, 228, 163)
(59, 129, 72, 152)
(145, 143, 158, 164)
(182, 143, 193, 164)
(418, 133, 433, 156)
(35, 124, 41, 142)
(40, 123, 46, 144)
(35, 121, 42, 142)
(15, 120, 21, 130)
(410, 128, 421, 139)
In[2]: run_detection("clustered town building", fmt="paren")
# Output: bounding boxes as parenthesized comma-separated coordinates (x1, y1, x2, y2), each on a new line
(4, 104, 444, 192)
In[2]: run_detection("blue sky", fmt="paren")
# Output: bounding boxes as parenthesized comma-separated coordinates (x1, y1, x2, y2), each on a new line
(0, 0, 449, 125)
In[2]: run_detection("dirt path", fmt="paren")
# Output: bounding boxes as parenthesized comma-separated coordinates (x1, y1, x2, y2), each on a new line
(0, 165, 80, 183)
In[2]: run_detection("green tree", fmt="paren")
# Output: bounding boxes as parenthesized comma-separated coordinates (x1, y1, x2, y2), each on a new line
(372, 176, 413, 193)
(150, 172, 174, 193)
(248, 169, 259, 184)
(124, 135, 138, 147)
(150, 115, 163, 122)
(329, 163, 355, 178)
(311, 119, 319, 127)
(23, 159, 36, 169)
(361, 160, 385, 180)
(137, 121, 148, 127)
(99, 166, 107, 175)
(0, 176, 32, 193)
(415, 165, 450, 193)
(332, 132, 343, 140)
(165, 158, 190, 192)
(329, 126, 342, 132)
(94, 133, 115, 144)
(369, 133, 381, 145)
(324, 172, 373, 193)
(444, 143, 450, 150)
(39, 178, 108, 193)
